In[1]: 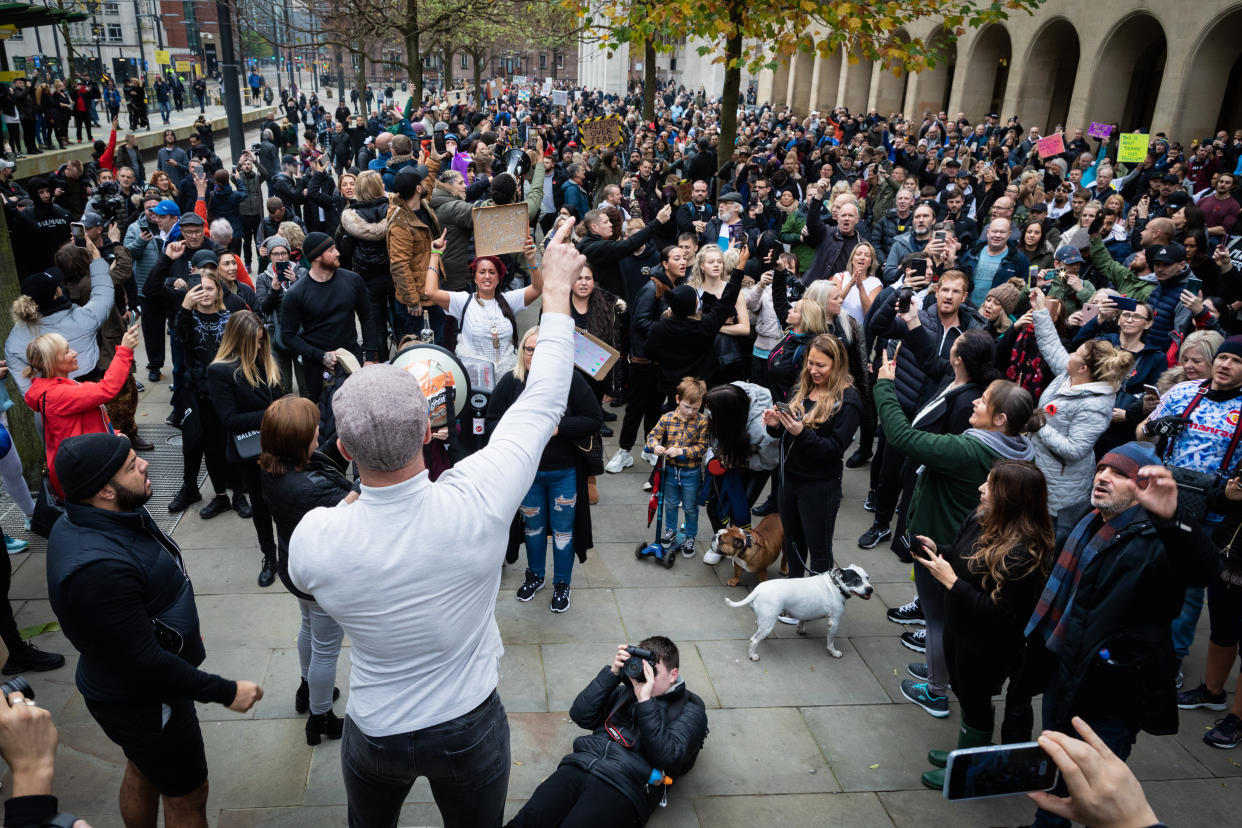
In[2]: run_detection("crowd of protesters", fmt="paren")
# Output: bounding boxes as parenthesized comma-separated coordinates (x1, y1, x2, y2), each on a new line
(1, 65, 1240, 827)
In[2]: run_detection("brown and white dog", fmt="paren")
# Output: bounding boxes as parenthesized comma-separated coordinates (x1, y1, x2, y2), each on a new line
(709, 514, 787, 587)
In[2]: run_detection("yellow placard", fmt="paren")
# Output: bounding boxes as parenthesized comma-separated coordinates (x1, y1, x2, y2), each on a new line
(155, 50, 170, 65)
(0, 71, 23, 83)
(175, 61, 191, 73)
(1117, 133, 1149, 164)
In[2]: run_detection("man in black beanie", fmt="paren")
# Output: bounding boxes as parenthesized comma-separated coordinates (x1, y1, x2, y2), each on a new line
(45, 433, 264, 827)
(279, 231, 376, 403)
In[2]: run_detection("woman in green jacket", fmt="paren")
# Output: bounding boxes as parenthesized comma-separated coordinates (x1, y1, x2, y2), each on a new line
(874, 362, 1039, 719)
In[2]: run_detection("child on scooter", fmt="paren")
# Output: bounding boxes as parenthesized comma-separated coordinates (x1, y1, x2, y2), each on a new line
(645, 377, 710, 557)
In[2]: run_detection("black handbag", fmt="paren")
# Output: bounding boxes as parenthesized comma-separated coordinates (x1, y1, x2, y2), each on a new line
(575, 432, 605, 476)
(30, 394, 65, 538)
(232, 429, 262, 460)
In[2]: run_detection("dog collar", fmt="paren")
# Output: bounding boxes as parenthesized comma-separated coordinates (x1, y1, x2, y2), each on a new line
(829, 570, 851, 599)
(741, 530, 754, 550)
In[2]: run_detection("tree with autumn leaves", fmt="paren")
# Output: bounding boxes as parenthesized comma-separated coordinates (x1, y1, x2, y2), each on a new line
(582, 0, 1044, 177)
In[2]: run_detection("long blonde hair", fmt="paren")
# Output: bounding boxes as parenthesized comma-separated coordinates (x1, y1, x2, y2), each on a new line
(690, 247, 725, 290)
(212, 311, 282, 389)
(788, 334, 853, 429)
(23, 332, 69, 379)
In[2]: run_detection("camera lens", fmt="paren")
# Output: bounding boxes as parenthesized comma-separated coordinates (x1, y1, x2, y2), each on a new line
(0, 675, 33, 704)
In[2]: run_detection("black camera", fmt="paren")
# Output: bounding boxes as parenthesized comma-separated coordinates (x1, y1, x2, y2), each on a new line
(1146, 415, 1188, 440)
(1, 675, 33, 704)
(622, 646, 656, 683)
(896, 287, 914, 314)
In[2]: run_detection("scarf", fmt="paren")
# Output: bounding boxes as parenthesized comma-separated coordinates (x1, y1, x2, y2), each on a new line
(1025, 502, 1144, 654)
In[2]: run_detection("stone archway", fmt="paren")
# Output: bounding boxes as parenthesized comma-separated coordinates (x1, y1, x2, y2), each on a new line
(914, 26, 954, 116)
(1015, 18, 1080, 131)
(1083, 12, 1166, 131)
(961, 24, 1011, 118)
(872, 30, 910, 117)
(1176, 5, 1242, 138)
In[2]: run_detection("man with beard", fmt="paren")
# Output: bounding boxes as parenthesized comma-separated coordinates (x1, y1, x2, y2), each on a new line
(46, 433, 264, 828)
(1023, 442, 1217, 828)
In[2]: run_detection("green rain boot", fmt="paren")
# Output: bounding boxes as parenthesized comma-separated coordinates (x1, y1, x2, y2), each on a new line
(923, 721, 993, 789)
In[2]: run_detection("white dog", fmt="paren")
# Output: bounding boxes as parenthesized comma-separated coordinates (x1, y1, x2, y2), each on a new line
(725, 564, 873, 661)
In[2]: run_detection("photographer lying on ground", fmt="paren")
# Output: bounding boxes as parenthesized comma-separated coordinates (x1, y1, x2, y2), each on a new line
(506, 637, 708, 828)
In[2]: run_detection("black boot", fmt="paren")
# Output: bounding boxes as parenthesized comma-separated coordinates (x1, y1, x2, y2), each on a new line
(999, 704, 1035, 745)
(2, 643, 66, 675)
(167, 486, 202, 513)
(258, 550, 276, 588)
(846, 447, 872, 468)
(306, 709, 344, 745)
(752, 497, 778, 517)
(233, 492, 253, 519)
(295, 678, 341, 715)
(198, 494, 232, 520)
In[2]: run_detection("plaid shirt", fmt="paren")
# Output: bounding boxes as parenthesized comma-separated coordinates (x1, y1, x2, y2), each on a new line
(646, 410, 710, 468)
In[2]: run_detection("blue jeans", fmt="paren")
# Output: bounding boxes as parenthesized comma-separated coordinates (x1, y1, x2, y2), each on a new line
(1031, 702, 1137, 828)
(520, 467, 577, 585)
(341, 690, 510, 828)
(1170, 586, 1206, 659)
(663, 463, 701, 540)
(159, 99, 171, 122)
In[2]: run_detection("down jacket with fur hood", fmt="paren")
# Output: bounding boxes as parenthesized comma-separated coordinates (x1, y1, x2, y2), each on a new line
(1031, 308, 1119, 515)
(337, 197, 390, 284)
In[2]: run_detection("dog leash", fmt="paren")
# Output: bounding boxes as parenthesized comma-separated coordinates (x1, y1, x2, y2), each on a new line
(786, 541, 852, 598)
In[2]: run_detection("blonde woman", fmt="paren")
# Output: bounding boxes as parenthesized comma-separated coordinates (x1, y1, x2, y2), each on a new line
(761, 333, 861, 576)
(829, 241, 883, 325)
(693, 246, 751, 383)
(209, 311, 283, 586)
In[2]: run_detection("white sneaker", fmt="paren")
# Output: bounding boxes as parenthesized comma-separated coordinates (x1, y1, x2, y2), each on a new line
(640, 448, 659, 466)
(605, 449, 634, 474)
(702, 548, 722, 565)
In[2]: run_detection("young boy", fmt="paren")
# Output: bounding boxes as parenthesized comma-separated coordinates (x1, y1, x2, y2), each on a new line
(645, 377, 710, 557)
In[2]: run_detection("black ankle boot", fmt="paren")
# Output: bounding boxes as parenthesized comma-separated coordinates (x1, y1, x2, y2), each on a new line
(258, 552, 276, 588)
(306, 709, 344, 745)
(295, 679, 342, 715)
(1000, 705, 1035, 744)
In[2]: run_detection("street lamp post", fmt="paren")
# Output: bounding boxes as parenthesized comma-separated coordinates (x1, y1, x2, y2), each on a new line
(215, 0, 245, 161)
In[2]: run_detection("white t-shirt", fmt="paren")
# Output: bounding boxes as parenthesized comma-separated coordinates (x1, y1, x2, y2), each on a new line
(829, 272, 883, 325)
(447, 287, 528, 374)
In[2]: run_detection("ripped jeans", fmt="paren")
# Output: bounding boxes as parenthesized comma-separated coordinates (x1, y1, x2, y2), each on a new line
(520, 467, 578, 586)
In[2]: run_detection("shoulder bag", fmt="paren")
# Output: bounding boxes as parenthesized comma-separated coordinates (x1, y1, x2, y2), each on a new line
(1163, 384, 1242, 521)
(30, 393, 66, 538)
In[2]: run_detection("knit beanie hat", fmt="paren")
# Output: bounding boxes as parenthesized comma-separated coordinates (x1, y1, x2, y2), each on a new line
(302, 231, 334, 263)
(333, 364, 428, 472)
(1217, 335, 1242, 361)
(1097, 441, 1162, 482)
(263, 235, 290, 255)
(21, 268, 63, 312)
(393, 167, 425, 200)
(55, 433, 132, 502)
(668, 285, 698, 318)
(986, 281, 1021, 315)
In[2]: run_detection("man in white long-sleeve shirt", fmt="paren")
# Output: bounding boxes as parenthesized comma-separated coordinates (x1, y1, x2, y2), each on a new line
(288, 219, 583, 828)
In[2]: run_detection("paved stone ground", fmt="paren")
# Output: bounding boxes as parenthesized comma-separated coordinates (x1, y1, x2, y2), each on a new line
(4, 256, 1242, 825)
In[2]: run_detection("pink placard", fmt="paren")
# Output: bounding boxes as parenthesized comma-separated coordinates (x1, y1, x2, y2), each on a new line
(1088, 121, 1113, 139)
(1036, 134, 1066, 158)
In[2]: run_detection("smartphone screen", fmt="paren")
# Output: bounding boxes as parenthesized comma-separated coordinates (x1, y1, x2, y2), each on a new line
(1186, 276, 1203, 295)
(70, 221, 86, 247)
(434, 130, 446, 155)
(933, 230, 947, 243)
(944, 743, 1058, 800)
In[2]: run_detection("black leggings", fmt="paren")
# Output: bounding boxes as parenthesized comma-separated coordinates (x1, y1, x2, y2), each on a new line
(506, 764, 642, 828)
(183, 395, 236, 495)
(617, 360, 664, 451)
(779, 474, 843, 577)
(73, 110, 92, 142)
(0, 540, 26, 656)
(237, 459, 275, 556)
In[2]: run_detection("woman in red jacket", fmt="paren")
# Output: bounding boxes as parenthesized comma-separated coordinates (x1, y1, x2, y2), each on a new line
(23, 325, 138, 497)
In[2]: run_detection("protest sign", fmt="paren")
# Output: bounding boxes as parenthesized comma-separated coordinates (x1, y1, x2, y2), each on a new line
(1088, 122, 1113, 139)
(551, 89, 568, 107)
(578, 115, 624, 149)
(574, 329, 620, 381)
(542, 78, 553, 96)
(1118, 133, 1149, 164)
(1035, 133, 1065, 159)
(446, 89, 466, 106)
(472, 203, 530, 257)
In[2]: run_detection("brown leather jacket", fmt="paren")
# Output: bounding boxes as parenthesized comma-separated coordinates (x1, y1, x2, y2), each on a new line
(385, 153, 442, 308)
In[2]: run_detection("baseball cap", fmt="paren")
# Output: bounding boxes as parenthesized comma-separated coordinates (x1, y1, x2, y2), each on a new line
(1145, 243, 1186, 264)
(80, 211, 104, 229)
(0, 159, 14, 171)
(1053, 246, 1084, 265)
(190, 249, 218, 268)
(151, 199, 180, 216)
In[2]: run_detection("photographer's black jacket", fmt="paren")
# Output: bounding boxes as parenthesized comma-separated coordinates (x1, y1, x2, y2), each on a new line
(563, 666, 708, 820)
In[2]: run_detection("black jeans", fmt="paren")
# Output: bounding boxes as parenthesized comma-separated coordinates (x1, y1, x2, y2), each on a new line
(237, 459, 275, 556)
(779, 474, 843, 577)
(617, 361, 664, 452)
(183, 395, 235, 495)
(506, 764, 642, 828)
(0, 537, 25, 656)
(341, 690, 510, 828)
(73, 110, 92, 142)
(240, 214, 261, 268)
(141, 300, 167, 371)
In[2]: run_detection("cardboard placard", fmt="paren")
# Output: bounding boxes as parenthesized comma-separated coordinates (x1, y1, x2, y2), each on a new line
(446, 89, 466, 106)
(472, 203, 530, 256)
(1035, 133, 1065, 158)
(573, 328, 620, 381)
(542, 78, 553, 96)
(578, 115, 624, 149)
(1118, 133, 1149, 164)
(1088, 121, 1113, 139)
(551, 89, 568, 107)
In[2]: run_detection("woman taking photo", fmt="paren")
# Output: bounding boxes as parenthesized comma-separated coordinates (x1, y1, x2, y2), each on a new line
(425, 237, 543, 377)
(698, 380, 781, 548)
(913, 460, 1054, 789)
(209, 311, 283, 587)
(1027, 287, 1134, 514)
(168, 267, 245, 519)
(487, 326, 601, 614)
(259, 395, 351, 744)
(22, 326, 138, 498)
(766, 267, 830, 402)
(762, 334, 861, 577)
(875, 363, 1038, 719)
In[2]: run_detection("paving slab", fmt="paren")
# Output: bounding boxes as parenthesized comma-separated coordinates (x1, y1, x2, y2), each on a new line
(676, 707, 839, 797)
(692, 792, 893, 826)
(497, 643, 549, 713)
(877, 788, 1036, 827)
(194, 646, 276, 722)
(589, 541, 726, 588)
(256, 646, 353, 721)
(852, 636, 930, 705)
(615, 585, 759, 642)
(697, 637, 890, 708)
(194, 592, 302, 650)
(495, 585, 627, 644)
(199, 718, 314, 809)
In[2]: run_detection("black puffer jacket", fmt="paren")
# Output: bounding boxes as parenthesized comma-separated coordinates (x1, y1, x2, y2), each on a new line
(645, 267, 743, 394)
(260, 452, 355, 600)
(562, 666, 708, 819)
(337, 197, 390, 285)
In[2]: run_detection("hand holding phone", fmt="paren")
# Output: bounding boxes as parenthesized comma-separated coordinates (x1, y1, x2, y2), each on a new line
(944, 742, 1058, 800)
